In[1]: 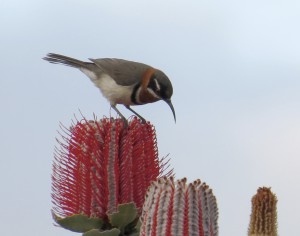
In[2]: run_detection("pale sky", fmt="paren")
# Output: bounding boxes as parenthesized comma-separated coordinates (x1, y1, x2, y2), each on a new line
(1, 0, 300, 235)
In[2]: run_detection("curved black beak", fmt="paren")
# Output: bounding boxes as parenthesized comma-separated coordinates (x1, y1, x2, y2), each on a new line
(164, 99, 176, 123)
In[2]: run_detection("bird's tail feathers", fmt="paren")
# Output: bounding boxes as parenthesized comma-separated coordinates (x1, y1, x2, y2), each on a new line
(43, 53, 88, 68)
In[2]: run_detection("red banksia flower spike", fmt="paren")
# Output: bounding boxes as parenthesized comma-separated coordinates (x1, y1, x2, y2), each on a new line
(140, 177, 219, 236)
(52, 116, 172, 234)
(248, 187, 278, 236)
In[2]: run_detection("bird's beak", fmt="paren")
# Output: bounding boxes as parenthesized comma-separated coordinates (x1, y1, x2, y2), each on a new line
(164, 99, 176, 123)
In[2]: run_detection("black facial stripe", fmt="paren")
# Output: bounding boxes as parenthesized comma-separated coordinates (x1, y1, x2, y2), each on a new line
(159, 83, 169, 99)
(131, 83, 141, 105)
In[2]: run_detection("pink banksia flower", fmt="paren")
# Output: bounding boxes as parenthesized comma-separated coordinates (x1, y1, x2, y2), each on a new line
(52, 116, 172, 231)
(140, 177, 219, 236)
(248, 187, 278, 236)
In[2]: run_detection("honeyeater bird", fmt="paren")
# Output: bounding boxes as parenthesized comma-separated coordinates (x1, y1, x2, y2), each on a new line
(43, 53, 175, 124)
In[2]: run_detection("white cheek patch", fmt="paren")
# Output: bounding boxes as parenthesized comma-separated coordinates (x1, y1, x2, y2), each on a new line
(154, 78, 161, 91)
(147, 88, 160, 99)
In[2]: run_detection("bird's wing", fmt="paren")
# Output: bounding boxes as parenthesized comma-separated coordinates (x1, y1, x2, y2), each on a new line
(89, 58, 152, 86)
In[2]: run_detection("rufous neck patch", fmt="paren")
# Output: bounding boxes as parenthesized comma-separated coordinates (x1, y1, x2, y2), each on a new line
(141, 68, 156, 89)
(139, 68, 159, 104)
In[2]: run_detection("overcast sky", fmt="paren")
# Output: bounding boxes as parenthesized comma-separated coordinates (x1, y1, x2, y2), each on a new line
(1, 0, 300, 235)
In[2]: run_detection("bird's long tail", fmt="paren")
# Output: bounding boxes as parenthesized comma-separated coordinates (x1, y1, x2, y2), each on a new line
(43, 53, 88, 68)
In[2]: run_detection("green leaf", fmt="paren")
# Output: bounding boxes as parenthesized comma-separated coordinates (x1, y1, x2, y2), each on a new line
(108, 203, 138, 233)
(127, 232, 140, 236)
(135, 219, 142, 233)
(53, 213, 103, 233)
(83, 228, 120, 236)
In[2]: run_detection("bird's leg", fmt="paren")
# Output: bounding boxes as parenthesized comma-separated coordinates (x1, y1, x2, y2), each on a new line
(125, 105, 146, 123)
(111, 105, 128, 126)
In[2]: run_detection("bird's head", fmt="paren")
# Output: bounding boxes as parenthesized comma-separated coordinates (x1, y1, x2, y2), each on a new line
(138, 68, 176, 122)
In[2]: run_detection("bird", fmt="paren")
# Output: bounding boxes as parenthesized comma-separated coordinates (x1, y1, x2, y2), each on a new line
(43, 53, 176, 124)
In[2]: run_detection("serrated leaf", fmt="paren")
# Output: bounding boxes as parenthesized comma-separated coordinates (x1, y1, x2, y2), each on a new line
(83, 228, 120, 236)
(53, 213, 103, 233)
(108, 203, 138, 233)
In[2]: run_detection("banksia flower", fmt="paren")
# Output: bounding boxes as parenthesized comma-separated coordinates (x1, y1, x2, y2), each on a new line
(52, 117, 172, 234)
(248, 187, 278, 236)
(140, 177, 219, 236)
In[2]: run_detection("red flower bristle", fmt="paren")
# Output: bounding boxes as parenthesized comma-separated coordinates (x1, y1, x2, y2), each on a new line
(119, 125, 134, 204)
(198, 186, 204, 236)
(183, 188, 189, 235)
(165, 186, 174, 236)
